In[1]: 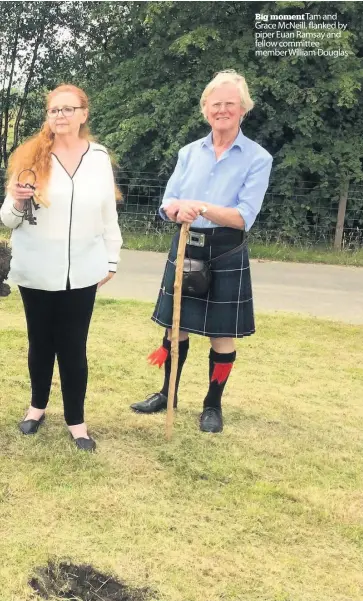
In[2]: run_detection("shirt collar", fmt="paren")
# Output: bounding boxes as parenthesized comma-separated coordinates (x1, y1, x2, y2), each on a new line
(201, 129, 245, 151)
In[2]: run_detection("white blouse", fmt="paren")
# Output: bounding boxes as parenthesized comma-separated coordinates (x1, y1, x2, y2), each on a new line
(0, 142, 122, 291)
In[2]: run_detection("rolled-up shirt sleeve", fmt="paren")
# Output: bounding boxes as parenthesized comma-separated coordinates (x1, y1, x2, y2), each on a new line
(236, 154, 273, 231)
(159, 151, 184, 220)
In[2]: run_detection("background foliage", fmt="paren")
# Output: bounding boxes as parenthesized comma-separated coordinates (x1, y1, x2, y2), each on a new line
(0, 1, 362, 241)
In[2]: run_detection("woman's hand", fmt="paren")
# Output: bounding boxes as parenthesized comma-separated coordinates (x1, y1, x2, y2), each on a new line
(97, 272, 115, 289)
(8, 183, 35, 211)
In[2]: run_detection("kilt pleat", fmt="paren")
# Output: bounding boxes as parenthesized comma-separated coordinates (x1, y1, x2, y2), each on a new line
(152, 230, 255, 338)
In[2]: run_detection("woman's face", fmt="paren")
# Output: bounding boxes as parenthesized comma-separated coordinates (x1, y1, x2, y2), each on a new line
(47, 92, 88, 137)
(205, 83, 245, 135)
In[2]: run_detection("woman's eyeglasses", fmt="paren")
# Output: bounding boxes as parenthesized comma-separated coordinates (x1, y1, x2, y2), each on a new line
(47, 106, 83, 118)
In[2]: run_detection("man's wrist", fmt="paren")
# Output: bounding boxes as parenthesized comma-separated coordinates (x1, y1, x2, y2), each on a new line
(168, 199, 180, 213)
(160, 205, 171, 221)
(162, 201, 179, 219)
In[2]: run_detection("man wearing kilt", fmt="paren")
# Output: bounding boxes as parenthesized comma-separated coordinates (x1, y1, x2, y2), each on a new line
(131, 70, 273, 433)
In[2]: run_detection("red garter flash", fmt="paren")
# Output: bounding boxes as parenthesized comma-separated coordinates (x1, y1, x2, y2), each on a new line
(147, 346, 168, 368)
(211, 363, 233, 384)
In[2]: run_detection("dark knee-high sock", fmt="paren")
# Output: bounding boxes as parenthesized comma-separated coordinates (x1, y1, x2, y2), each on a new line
(158, 336, 189, 400)
(203, 349, 236, 410)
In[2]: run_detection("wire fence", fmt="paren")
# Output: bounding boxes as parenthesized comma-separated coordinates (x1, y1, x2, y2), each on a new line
(114, 173, 363, 248)
(1, 170, 362, 248)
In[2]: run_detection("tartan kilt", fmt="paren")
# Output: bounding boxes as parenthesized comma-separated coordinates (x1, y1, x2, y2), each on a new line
(152, 228, 255, 338)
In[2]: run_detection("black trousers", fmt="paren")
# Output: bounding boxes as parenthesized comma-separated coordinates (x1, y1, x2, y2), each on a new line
(19, 285, 97, 426)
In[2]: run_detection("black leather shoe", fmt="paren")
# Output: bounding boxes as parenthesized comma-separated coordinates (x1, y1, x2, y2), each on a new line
(130, 392, 177, 414)
(200, 407, 223, 433)
(18, 413, 45, 435)
(72, 436, 96, 452)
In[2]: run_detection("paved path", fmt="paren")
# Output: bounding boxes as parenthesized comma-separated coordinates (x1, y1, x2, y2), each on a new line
(98, 250, 363, 325)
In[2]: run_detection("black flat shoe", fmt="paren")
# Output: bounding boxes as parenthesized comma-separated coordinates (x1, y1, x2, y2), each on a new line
(71, 436, 96, 452)
(18, 413, 45, 435)
(130, 392, 177, 414)
(200, 407, 223, 433)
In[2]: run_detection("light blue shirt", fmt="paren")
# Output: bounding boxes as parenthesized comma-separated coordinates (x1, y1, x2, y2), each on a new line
(160, 129, 273, 231)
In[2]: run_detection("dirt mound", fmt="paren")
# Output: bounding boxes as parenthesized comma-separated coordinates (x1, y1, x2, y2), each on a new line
(30, 561, 152, 601)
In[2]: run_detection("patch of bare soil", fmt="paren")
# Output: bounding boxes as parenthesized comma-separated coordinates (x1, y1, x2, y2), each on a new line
(30, 561, 153, 601)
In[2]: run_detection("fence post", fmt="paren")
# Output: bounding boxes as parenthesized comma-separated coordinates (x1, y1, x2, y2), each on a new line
(334, 178, 349, 250)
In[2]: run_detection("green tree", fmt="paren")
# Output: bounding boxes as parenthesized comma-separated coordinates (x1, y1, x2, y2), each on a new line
(0, 1, 86, 167)
(2, 1, 362, 243)
(83, 1, 363, 242)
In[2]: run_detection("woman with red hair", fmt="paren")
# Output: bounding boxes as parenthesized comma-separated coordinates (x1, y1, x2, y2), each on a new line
(0, 84, 122, 451)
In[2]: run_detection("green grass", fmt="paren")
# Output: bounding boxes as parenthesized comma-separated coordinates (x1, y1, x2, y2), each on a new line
(2, 226, 363, 265)
(0, 293, 362, 601)
(249, 242, 363, 266)
(0, 226, 10, 241)
(121, 232, 363, 266)
(123, 232, 174, 253)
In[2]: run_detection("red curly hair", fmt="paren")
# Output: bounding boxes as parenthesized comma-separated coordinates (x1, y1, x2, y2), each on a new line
(7, 84, 121, 202)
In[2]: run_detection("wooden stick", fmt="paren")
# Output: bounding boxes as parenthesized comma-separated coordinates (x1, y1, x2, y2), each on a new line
(166, 223, 190, 440)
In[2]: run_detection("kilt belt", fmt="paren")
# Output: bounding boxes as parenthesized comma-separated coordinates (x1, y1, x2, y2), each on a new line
(181, 226, 245, 249)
